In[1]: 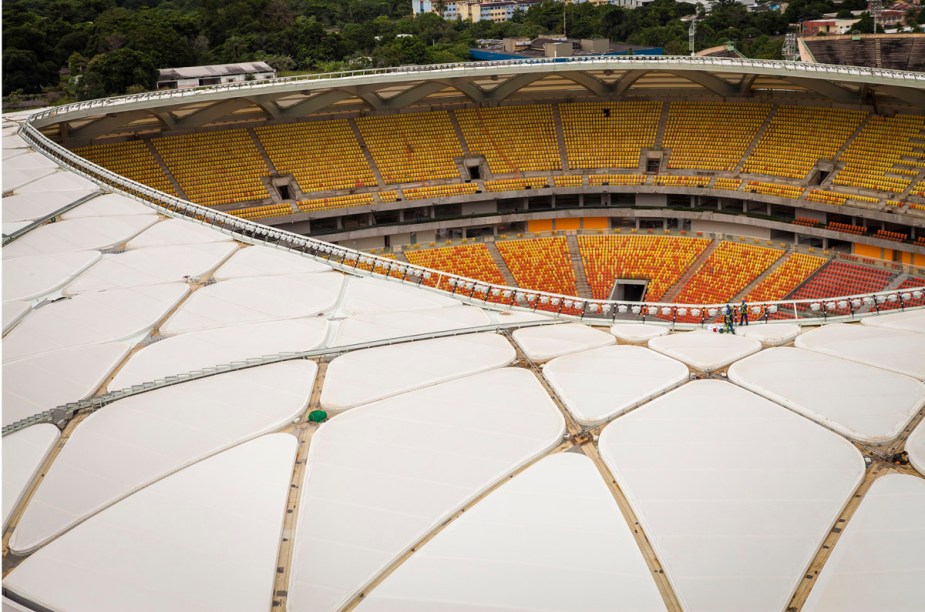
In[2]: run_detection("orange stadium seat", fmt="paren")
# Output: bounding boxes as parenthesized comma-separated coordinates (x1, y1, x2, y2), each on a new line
(745, 253, 827, 302)
(404, 243, 506, 287)
(495, 236, 577, 296)
(674, 241, 784, 305)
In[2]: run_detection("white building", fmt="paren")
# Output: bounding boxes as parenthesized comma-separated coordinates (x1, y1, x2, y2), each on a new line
(157, 62, 277, 90)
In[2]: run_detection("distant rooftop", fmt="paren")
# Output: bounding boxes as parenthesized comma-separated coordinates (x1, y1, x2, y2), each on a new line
(158, 62, 275, 81)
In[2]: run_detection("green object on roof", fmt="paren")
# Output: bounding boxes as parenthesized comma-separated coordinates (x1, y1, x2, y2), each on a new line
(308, 409, 328, 423)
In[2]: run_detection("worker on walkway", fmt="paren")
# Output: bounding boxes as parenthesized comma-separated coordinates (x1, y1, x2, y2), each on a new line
(724, 304, 735, 334)
(740, 299, 750, 326)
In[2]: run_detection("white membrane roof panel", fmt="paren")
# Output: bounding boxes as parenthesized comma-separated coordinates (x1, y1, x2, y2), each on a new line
(610, 323, 669, 343)
(3, 251, 101, 302)
(60, 193, 155, 218)
(803, 474, 925, 612)
(9, 361, 314, 554)
(2, 134, 29, 149)
(4, 152, 59, 171)
(161, 273, 342, 335)
(336, 277, 459, 317)
(647, 329, 762, 372)
(358, 453, 665, 612)
(124, 218, 233, 249)
(332, 305, 491, 346)
(861, 309, 925, 334)
(321, 333, 515, 412)
(62, 243, 237, 295)
(728, 347, 925, 445)
(736, 323, 801, 346)
(543, 345, 689, 426)
(212, 245, 330, 280)
(488, 309, 553, 324)
(3, 301, 31, 336)
(109, 318, 328, 390)
(908, 418, 925, 477)
(512, 323, 615, 361)
(2, 190, 98, 223)
(1, 216, 159, 260)
(3, 597, 35, 612)
(2, 425, 59, 530)
(2, 167, 55, 192)
(5, 434, 297, 612)
(288, 368, 566, 612)
(599, 380, 864, 612)
(3, 342, 133, 428)
(795, 323, 925, 380)
(15, 171, 97, 194)
(3, 284, 189, 362)
(2, 222, 30, 236)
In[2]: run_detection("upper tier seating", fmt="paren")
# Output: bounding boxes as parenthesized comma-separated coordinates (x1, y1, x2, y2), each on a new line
(664, 102, 770, 172)
(404, 244, 506, 287)
(152, 129, 270, 207)
(743, 106, 866, 179)
(457, 105, 560, 174)
(495, 236, 577, 296)
(298, 192, 373, 212)
(403, 183, 479, 200)
(230, 202, 293, 221)
(674, 241, 784, 304)
(255, 120, 375, 193)
(833, 114, 925, 194)
(559, 101, 661, 170)
(578, 235, 711, 301)
(787, 260, 894, 300)
(73, 140, 177, 197)
(744, 253, 827, 302)
(355, 111, 462, 184)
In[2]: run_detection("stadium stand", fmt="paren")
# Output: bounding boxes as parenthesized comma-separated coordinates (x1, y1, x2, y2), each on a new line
(404, 244, 506, 286)
(793, 217, 820, 227)
(801, 34, 925, 71)
(152, 129, 270, 207)
(880, 275, 925, 310)
(833, 114, 925, 194)
(713, 178, 742, 191)
(355, 111, 462, 184)
(229, 202, 293, 221)
(553, 175, 584, 187)
(403, 183, 479, 200)
(73, 140, 177, 197)
(255, 120, 376, 193)
(742, 106, 866, 179)
(787, 260, 895, 300)
(654, 175, 711, 187)
(559, 101, 661, 170)
(745, 180, 805, 199)
(874, 229, 909, 242)
(663, 102, 770, 172)
(456, 105, 561, 174)
(298, 192, 373, 212)
(825, 221, 867, 235)
(744, 252, 827, 302)
(484, 177, 549, 192)
(806, 189, 880, 207)
(495, 236, 578, 296)
(674, 241, 785, 304)
(578, 235, 711, 301)
(588, 174, 647, 186)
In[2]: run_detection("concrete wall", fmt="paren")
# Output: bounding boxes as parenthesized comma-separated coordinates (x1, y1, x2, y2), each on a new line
(636, 193, 667, 207)
(462, 201, 497, 215)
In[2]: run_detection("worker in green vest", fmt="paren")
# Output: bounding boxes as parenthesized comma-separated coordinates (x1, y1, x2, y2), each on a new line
(740, 299, 750, 326)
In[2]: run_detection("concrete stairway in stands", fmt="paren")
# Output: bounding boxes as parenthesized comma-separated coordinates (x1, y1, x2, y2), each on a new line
(565, 234, 592, 298)
(659, 239, 719, 303)
(248, 128, 278, 174)
(733, 106, 777, 174)
(551, 104, 570, 171)
(448, 110, 471, 156)
(348, 119, 386, 187)
(730, 249, 791, 302)
(654, 101, 670, 148)
(485, 241, 519, 287)
(145, 141, 188, 200)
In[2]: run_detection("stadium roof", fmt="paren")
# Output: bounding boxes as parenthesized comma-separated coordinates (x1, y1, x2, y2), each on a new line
(3, 63, 925, 610)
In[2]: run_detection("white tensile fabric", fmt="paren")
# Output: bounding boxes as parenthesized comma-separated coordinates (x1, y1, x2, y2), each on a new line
(335, 276, 459, 317)
(288, 368, 566, 612)
(160, 273, 342, 335)
(908, 418, 925, 478)
(647, 329, 761, 372)
(9, 362, 314, 554)
(599, 380, 864, 612)
(795, 323, 925, 380)
(610, 323, 669, 343)
(860, 309, 925, 334)
(3, 284, 189, 362)
(803, 474, 925, 611)
(728, 347, 925, 445)
(512, 322, 615, 361)
(321, 333, 516, 412)
(736, 323, 801, 346)
(3, 190, 99, 223)
(1, 216, 159, 260)
(4, 434, 298, 612)
(332, 305, 491, 346)
(60, 193, 155, 218)
(2, 301, 31, 336)
(543, 345, 689, 426)
(358, 453, 666, 612)
(2, 424, 59, 529)
(3, 251, 101, 302)
(212, 244, 330, 279)
(124, 218, 233, 249)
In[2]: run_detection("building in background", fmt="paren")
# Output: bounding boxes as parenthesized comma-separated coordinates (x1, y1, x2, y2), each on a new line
(157, 62, 277, 90)
(470, 36, 662, 60)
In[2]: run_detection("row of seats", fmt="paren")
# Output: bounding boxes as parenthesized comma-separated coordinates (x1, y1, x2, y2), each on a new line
(559, 101, 660, 170)
(744, 253, 827, 302)
(403, 183, 479, 200)
(73, 140, 178, 197)
(255, 120, 376, 193)
(793, 217, 820, 227)
(826, 221, 867, 235)
(577, 235, 711, 301)
(874, 229, 909, 242)
(674, 241, 784, 305)
(356, 111, 462, 184)
(495, 236, 578, 296)
(554, 175, 583, 187)
(230, 202, 292, 221)
(654, 175, 710, 187)
(713, 178, 742, 191)
(788, 260, 894, 300)
(664, 102, 770, 172)
(745, 180, 805, 199)
(588, 174, 647, 185)
(879, 275, 925, 311)
(404, 243, 506, 287)
(378, 190, 400, 202)
(806, 189, 879, 206)
(833, 114, 925, 193)
(484, 177, 549, 192)
(457, 105, 561, 174)
(742, 106, 866, 179)
(152, 129, 270, 207)
(298, 192, 373, 212)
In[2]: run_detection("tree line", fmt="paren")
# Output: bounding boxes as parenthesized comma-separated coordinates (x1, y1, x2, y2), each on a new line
(2, 0, 903, 103)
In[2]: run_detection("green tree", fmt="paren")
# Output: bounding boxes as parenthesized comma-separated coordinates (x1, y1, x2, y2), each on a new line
(76, 48, 158, 100)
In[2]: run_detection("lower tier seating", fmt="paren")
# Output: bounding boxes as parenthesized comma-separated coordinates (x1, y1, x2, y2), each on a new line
(674, 241, 785, 305)
(495, 236, 578, 297)
(745, 253, 827, 302)
(787, 261, 895, 300)
(404, 244, 506, 287)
